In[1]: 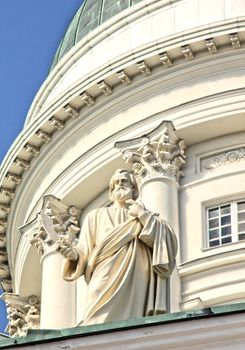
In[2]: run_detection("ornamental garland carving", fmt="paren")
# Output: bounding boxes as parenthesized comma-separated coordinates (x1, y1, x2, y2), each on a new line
(201, 147, 245, 170)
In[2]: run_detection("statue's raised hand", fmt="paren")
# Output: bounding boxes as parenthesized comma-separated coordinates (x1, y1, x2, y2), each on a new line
(55, 235, 78, 261)
(126, 199, 146, 219)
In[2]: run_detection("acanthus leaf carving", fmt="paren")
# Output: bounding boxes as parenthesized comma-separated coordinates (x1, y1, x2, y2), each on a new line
(22, 196, 81, 257)
(116, 121, 186, 188)
(2, 293, 40, 337)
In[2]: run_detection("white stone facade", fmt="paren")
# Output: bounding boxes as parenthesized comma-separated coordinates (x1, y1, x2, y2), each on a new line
(0, 0, 245, 344)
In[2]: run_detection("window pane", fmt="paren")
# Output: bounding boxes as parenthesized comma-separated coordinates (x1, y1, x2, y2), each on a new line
(209, 229, 219, 240)
(210, 240, 220, 247)
(102, 0, 130, 23)
(221, 226, 231, 236)
(238, 233, 245, 241)
(237, 201, 245, 211)
(221, 236, 232, 244)
(238, 222, 245, 233)
(220, 204, 230, 215)
(238, 212, 245, 222)
(209, 218, 219, 229)
(221, 215, 231, 226)
(208, 208, 219, 218)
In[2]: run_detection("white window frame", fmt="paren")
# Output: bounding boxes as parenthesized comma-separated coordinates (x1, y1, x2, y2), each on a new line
(206, 199, 245, 248)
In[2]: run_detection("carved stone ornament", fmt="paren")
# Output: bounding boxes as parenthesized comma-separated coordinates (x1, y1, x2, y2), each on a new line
(137, 61, 152, 76)
(49, 117, 65, 130)
(0, 187, 15, 199)
(117, 70, 131, 85)
(115, 121, 186, 187)
(182, 45, 194, 60)
(201, 147, 245, 171)
(20, 195, 81, 257)
(97, 81, 113, 95)
(206, 38, 217, 54)
(80, 92, 95, 106)
(159, 52, 173, 67)
(2, 293, 40, 337)
(24, 143, 40, 157)
(14, 158, 30, 171)
(0, 203, 10, 213)
(64, 103, 79, 118)
(230, 33, 241, 49)
(35, 129, 52, 143)
(6, 172, 21, 184)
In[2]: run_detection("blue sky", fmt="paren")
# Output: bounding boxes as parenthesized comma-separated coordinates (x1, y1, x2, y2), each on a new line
(0, 0, 82, 164)
(0, 0, 83, 333)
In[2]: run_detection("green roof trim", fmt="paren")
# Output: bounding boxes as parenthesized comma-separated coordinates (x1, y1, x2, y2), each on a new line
(49, 0, 144, 72)
(1, 302, 245, 348)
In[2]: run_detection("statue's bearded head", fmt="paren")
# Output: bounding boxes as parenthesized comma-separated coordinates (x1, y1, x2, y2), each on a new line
(109, 169, 138, 203)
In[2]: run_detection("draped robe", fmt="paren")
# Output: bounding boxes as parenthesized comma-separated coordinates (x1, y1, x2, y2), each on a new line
(62, 206, 177, 325)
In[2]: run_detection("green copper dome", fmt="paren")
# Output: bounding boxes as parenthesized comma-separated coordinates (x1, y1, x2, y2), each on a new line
(50, 0, 143, 71)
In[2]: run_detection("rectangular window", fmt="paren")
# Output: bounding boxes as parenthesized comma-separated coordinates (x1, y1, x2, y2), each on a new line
(207, 200, 245, 248)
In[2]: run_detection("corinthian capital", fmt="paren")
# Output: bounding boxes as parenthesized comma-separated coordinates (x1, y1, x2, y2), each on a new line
(115, 121, 185, 187)
(20, 195, 81, 257)
(2, 293, 40, 337)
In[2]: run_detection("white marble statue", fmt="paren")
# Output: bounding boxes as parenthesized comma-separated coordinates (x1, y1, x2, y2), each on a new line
(56, 169, 177, 325)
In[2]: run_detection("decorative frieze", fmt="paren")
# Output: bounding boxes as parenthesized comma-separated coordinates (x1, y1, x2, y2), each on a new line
(182, 45, 194, 60)
(117, 70, 131, 85)
(21, 196, 81, 257)
(230, 33, 240, 49)
(36, 129, 52, 143)
(115, 121, 185, 187)
(159, 52, 173, 67)
(201, 147, 245, 171)
(49, 116, 65, 130)
(6, 172, 21, 184)
(2, 293, 40, 337)
(24, 143, 40, 157)
(64, 103, 79, 118)
(14, 158, 30, 171)
(206, 38, 217, 54)
(80, 92, 95, 106)
(137, 61, 152, 76)
(97, 81, 113, 95)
